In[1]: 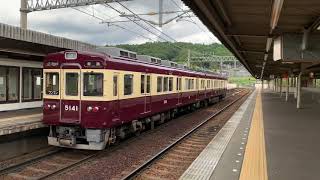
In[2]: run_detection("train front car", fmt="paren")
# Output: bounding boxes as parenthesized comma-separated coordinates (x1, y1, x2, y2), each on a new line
(43, 51, 110, 150)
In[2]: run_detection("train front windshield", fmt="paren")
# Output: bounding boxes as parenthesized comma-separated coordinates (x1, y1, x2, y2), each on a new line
(45, 72, 59, 95)
(83, 73, 103, 96)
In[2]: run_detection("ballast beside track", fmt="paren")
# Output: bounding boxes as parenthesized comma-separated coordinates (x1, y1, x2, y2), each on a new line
(121, 89, 250, 180)
(0, 89, 249, 180)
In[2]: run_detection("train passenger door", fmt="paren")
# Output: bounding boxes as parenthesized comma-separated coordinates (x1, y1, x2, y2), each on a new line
(141, 74, 151, 113)
(60, 67, 81, 124)
(112, 73, 120, 121)
(177, 77, 182, 105)
(196, 78, 199, 100)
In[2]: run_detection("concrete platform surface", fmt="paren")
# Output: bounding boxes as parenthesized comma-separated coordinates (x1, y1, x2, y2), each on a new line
(0, 108, 44, 136)
(263, 89, 320, 180)
(180, 87, 320, 180)
(180, 90, 257, 180)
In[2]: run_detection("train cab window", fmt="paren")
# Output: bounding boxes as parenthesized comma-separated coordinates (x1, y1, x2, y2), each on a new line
(45, 72, 59, 95)
(113, 75, 118, 96)
(83, 73, 103, 96)
(65, 73, 79, 96)
(124, 74, 133, 95)
(163, 77, 168, 92)
(141, 75, 145, 94)
(146, 75, 151, 94)
(169, 77, 173, 91)
(157, 76, 163, 92)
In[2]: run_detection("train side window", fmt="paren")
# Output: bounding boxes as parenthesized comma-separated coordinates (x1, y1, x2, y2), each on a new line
(113, 75, 118, 96)
(176, 78, 179, 91)
(45, 72, 59, 95)
(185, 78, 188, 90)
(169, 77, 173, 91)
(83, 73, 103, 96)
(124, 74, 133, 95)
(196, 79, 199, 90)
(191, 79, 194, 89)
(201, 80, 204, 89)
(157, 76, 163, 92)
(141, 75, 145, 94)
(146, 75, 151, 94)
(163, 77, 168, 92)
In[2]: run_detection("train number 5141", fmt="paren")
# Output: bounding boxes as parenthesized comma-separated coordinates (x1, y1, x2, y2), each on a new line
(65, 105, 79, 112)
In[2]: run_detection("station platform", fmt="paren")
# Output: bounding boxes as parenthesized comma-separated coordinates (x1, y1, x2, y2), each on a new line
(0, 108, 45, 136)
(180, 87, 320, 180)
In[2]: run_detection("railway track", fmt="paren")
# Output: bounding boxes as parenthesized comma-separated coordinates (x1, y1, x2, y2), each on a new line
(0, 89, 248, 180)
(122, 89, 250, 180)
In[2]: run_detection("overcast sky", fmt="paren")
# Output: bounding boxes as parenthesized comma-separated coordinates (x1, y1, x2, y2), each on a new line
(0, 0, 219, 46)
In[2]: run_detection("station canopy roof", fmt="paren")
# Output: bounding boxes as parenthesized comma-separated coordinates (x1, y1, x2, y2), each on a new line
(183, 0, 320, 79)
(0, 23, 96, 61)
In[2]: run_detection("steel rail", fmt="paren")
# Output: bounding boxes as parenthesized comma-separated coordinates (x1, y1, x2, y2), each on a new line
(0, 89, 243, 179)
(121, 89, 250, 180)
(0, 148, 64, 176)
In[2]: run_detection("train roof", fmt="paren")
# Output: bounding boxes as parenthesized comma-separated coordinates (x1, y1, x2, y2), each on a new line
(44, 50, 227, 80)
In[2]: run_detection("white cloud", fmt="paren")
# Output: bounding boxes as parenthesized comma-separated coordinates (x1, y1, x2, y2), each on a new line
(0, 0, 219, 45)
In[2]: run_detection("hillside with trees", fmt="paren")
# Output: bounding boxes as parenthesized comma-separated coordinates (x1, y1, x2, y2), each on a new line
(113, 42, 232, 64)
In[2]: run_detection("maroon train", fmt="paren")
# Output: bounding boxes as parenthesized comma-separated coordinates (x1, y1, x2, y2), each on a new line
(43, 49, 227, 150)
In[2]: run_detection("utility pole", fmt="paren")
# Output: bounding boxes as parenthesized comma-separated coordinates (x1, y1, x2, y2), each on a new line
(187, 49, 191, 67)
(159, 0, 163, 27)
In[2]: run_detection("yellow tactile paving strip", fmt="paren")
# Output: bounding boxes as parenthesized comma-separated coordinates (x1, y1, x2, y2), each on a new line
(239, 89, 268, 180)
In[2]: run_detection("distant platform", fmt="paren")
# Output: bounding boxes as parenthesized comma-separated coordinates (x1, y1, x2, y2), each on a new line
(0, 108, 45, 136)
(180, 87, 320, 180)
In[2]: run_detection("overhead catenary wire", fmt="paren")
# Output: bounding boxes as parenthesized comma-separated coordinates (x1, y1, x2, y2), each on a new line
(169, 0, 217, 43)
(73, 7, 157, 42)
(74, 2, 214, 67)
(116, 1, 179, 43)
(103, 3, 171, 43)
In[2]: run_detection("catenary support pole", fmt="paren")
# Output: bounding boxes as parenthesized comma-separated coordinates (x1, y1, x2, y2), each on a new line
(20, 0, 28, 29)
(294, 76, 298, 99)
(297, 72, 302, 109)
(158, 0, 163, 27)
(286, 77, 289, 101)
(280, 78, 283, 97)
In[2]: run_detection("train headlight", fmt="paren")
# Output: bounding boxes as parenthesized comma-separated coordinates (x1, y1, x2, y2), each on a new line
(44, 104, 51, 110)
(93, 106, 99, 113)
(51, 104, 56, 110)
(87, 106, 93, 112)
